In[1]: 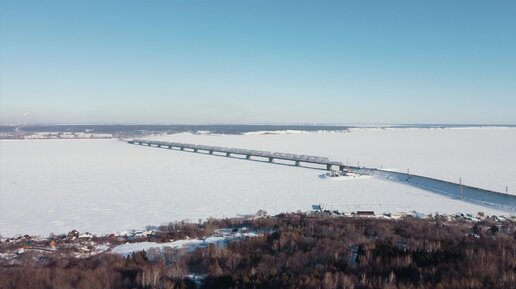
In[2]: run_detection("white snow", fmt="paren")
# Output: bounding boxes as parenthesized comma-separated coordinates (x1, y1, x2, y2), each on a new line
(242, 130, 344, 135)
(111, 240, 203, 257)
(1, 128, 515, 237)
(111, 230, 259, 257)
(150, 128, 515, 193)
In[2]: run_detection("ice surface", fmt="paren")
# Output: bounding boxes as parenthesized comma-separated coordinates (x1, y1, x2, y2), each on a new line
(150, 128, 516, 193)
(1, 128, 515, 237)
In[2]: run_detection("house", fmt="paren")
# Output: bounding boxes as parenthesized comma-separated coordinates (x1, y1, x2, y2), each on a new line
(78, 232, 93, 240)
(67, 230, 80, 240)
(355, 211, 375, 217)
(49, 240, 58, 249)
(388, 212, 407, 219)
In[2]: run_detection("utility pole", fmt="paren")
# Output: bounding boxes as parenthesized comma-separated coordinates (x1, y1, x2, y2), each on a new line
(460, 177, 464, 200)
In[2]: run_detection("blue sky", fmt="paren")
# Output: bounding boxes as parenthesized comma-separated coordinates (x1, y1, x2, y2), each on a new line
(1, 0, 515, 124)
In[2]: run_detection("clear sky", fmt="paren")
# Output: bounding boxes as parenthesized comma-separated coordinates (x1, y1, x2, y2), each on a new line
(1, 0, 515, 125)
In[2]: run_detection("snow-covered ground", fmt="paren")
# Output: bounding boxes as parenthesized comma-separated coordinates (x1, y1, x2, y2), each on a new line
(111, 229, 259, 257)
(1, 128, 515, 237)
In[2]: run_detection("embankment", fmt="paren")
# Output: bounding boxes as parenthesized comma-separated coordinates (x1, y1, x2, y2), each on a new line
(347, 167, 516, 213)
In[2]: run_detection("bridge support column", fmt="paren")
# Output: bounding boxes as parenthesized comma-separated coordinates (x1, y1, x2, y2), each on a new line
(269, 157, 273, 163)
(226, 152, 231, 157)
(193, 148, 198, 152)
(339, 165, 344, 171)
(209, 150, 213, 154)
(295, 161, 300, 166)
(180, 147, 184, 151)
(326, 164, 332, 170)
(246, 155, 251, 159)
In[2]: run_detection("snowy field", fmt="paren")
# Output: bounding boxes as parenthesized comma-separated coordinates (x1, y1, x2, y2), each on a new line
(1, 128, 515, 237)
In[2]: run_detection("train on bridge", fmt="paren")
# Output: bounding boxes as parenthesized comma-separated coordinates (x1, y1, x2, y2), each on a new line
(128, 139, 345, 170)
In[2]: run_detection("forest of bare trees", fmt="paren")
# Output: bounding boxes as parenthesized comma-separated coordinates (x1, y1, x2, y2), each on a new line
(1, 214, 514, 289)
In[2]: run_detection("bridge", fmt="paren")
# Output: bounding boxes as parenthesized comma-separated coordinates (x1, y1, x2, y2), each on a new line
(128, 139, 516, 212)
(128, 139, 345, 170)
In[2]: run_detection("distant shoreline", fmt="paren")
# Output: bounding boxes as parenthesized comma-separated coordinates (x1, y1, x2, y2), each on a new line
(1, 124, 515, 140)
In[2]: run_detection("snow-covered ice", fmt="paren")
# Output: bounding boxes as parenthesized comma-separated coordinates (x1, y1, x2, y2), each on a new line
(1, 128, 515, 237)
(149, 128, 515, 193)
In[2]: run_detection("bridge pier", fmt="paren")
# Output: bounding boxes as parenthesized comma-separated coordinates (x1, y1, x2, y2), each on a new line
(129, 140, 338, 172)
(339, 165, 344, 171)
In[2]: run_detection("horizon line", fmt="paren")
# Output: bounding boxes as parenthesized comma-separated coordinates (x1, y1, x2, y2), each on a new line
(1, 122, 516, 127)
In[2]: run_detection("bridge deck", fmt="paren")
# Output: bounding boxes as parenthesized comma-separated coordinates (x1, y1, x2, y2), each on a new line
(129, 139, 342, 166)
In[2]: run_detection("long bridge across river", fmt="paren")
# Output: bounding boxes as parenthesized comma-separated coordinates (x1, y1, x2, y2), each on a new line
(128, 139, 516, 212)
(128, 139, 345, 170)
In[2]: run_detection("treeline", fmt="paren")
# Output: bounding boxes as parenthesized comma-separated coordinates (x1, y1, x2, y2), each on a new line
(1, 214, 515, 289)
(0, 249, 196, 289)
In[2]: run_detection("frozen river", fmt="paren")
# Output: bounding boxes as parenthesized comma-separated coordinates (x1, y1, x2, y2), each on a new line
(1, 128, 515, 236)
